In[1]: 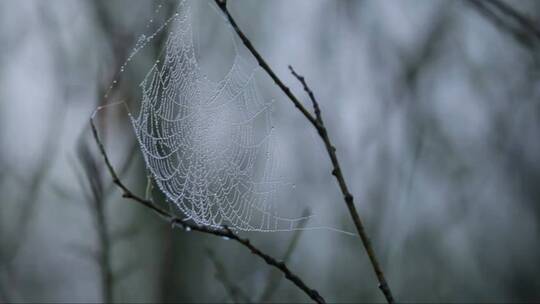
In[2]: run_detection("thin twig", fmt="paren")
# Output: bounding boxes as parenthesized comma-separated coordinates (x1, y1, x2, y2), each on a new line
(214, 1, 394, 302)
(214, 0, 317, 128)
(288, 67, 321, 121)
(90, 117, 325, 304)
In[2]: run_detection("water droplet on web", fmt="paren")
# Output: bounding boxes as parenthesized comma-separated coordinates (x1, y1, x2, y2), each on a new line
(136, 35, 146, 48)
(222, 236, 230, 241)
(185, 226, 191, 232)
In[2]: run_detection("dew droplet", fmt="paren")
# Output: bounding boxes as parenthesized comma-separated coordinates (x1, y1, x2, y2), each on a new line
(222, 236, 230, 241)
(185, 226, 191, 232)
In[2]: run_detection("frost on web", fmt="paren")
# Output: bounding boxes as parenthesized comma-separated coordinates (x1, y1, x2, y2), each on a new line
(129, 4, 309, 231)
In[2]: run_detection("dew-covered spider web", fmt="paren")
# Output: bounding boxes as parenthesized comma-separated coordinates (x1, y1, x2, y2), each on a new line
(93, 1, 356, 235)
(128, 2, 313, 232)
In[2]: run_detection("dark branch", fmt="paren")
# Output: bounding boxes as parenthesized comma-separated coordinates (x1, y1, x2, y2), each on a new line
(288, 66, 395, 304)
(90, 117, 325, 304)
(468, 0, 540, 50)
(214, 0, 318, 128)
(486, 0, 540, 40)
(214, 2, 395, 302)
(288, 66, 321, 122)
(76, 139, 113, 303)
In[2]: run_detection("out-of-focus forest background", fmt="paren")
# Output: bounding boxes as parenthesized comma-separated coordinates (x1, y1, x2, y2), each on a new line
(1, 0, 540, 302)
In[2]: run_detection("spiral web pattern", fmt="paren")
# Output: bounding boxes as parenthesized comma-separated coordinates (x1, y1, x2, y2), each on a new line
(130, 5, 308, 231)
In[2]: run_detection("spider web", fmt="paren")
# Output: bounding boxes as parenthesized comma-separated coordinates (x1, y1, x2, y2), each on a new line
(129, 3, 310, 231)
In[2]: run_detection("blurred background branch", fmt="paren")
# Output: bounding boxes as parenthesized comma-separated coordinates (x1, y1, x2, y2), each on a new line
(258, 208, 309, 302)
(1, 0, 540, 302)
(206, 248, 252, 303)
(467, 0, 540, 50)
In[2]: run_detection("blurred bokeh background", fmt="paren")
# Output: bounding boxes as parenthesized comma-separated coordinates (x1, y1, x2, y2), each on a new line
(1, 0, 540, 302)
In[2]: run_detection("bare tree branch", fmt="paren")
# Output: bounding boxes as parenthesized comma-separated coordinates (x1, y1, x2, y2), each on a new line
(467, 0, 540, 50)
(90, 117, 326, 304)
(214, 1, 394, 302)
(484, 0, 540, 40)
(77, 139, 113, 303)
